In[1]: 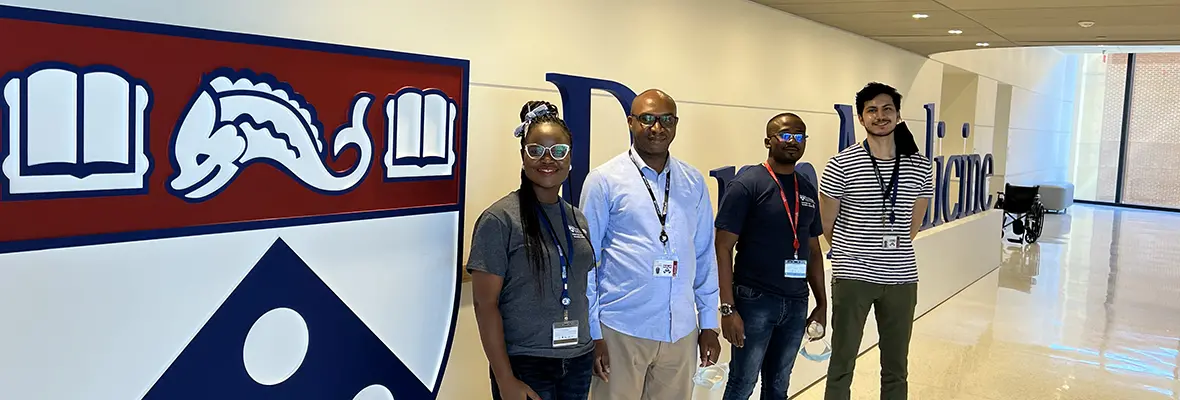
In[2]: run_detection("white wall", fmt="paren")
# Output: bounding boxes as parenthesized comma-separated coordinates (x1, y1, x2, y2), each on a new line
(974, 77, 1000, 157)
(0, 0, 1078, 398)
(939, 72, 979, 156)
(934, 48, 1081, 185)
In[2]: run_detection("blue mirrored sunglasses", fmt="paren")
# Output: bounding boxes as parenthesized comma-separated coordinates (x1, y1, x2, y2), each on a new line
(775, 132, 808, 143)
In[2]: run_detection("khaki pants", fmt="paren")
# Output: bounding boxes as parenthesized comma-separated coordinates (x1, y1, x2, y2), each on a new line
(590, 325, 698, 400)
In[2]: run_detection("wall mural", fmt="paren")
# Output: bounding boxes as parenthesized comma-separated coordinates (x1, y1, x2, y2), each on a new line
(0, 5, 467, 400)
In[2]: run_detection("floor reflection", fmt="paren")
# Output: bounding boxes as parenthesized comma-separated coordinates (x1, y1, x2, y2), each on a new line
(793, 205, 1180, 399)
(999, 243, 1041, 293)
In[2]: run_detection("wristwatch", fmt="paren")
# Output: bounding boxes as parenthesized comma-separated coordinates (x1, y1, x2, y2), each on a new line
(719, 303, 734, 316)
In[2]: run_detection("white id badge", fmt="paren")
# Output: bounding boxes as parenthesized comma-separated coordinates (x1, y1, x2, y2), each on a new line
(882, 235, 900, 249)
(552, 321, 579, 348)
(785, 259, 807, 279)
(653, 257, 678, 278)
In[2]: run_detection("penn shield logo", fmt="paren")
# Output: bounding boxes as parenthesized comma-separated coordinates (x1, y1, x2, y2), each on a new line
(0, 5, 468, 399)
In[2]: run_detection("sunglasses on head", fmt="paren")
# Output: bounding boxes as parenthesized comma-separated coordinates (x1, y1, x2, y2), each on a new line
(632, 113, 679, 127)
(523, 143, 571, 160)
(774, 132, 808, 143)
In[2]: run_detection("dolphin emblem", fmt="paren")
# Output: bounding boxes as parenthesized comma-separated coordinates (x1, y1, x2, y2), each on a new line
(167, 69, 373, 201)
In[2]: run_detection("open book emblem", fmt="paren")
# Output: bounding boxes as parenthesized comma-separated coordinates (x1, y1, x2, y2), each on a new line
(1, 62, 153, 199)
(383, 88, 457, 180)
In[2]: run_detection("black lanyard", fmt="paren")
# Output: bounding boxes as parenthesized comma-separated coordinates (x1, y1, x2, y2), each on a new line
(863, 141, 900, 226)
(537, 201, 575, 320)
(628, 150, 671, 245)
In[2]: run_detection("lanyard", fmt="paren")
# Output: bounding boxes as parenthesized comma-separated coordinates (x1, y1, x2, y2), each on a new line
(537, 201, 575, 321)
(628, 150, 671, 246)
(762, 162, 801, 257)
(862, 141, 900, 227)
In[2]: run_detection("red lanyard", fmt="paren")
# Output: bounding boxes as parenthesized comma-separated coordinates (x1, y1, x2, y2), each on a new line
(763, 162, 800, 254)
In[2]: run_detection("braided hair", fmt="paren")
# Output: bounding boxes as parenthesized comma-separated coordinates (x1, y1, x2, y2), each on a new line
(514, 101, 581, 289)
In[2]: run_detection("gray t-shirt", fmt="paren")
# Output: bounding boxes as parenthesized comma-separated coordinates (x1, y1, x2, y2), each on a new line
(467, 191, 596, 358)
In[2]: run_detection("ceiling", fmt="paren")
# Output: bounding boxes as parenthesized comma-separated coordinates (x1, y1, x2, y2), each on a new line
(752, 0, 1180, 55)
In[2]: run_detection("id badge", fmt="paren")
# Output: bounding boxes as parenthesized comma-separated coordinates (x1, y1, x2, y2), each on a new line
(552, 320, 579, 348)
(653, 257, 678, 278)
(784, 259, 807, 279)
(882, 235, 899, 249)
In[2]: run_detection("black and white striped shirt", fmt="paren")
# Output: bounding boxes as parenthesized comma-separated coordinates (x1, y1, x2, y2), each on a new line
(820, 144, 934, 285)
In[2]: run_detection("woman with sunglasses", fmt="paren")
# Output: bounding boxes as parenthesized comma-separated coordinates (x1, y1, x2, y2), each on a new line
(468, 101, 597, 400)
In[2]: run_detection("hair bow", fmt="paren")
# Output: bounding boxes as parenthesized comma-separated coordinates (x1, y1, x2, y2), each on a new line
(513, 104, 552, 138)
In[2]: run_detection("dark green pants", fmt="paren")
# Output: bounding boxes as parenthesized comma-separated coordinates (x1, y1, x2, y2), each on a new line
(824, 279, 918, 400)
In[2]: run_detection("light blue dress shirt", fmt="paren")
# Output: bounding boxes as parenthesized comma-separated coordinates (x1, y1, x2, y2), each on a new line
(581, 148, 720, 343)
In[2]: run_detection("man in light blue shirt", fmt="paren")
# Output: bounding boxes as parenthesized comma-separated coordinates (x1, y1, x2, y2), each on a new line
(581, 89, 721, 400)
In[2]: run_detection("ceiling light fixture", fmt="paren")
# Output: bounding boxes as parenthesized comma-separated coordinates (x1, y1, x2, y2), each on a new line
(912, 13, 929, 19)
(948, 29, 963, 35)
(976, 42, 991, 47)
(1078, 20, 1096, 28)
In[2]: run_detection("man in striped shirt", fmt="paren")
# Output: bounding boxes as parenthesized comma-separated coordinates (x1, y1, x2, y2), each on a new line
(819, 82, 934, 400)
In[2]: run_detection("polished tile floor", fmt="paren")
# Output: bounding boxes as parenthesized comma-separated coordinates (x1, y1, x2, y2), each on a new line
(791, 204, 1180, 399)
(440, 204, 1180, 399)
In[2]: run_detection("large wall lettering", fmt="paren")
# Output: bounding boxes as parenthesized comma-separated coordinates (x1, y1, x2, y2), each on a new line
(0, 5, 467, 400)
(549, 76, 995, 231)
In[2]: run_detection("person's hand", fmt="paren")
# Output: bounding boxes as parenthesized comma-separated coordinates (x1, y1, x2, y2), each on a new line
(806, 304, 828, 341)
(497, 377, 541, 400)
(593, 339, 611, 382)
(721, 313, 745, 348)
(698, 329, 721, 367)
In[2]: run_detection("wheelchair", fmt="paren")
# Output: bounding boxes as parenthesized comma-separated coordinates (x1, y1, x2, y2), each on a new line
(994, 183, 1046, 245)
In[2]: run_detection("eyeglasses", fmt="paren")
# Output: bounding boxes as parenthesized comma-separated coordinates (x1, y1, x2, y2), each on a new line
(632, 113, 679, 127)
(523, 143, 571, 160)
(774, 132, 808, 143)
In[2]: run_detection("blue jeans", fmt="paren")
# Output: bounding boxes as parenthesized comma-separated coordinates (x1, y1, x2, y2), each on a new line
(490, 350, 594, 400)
(722, 284, 809, 400)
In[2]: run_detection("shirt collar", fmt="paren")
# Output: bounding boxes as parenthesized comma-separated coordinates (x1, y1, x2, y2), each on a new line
(628, 146, 673, 176)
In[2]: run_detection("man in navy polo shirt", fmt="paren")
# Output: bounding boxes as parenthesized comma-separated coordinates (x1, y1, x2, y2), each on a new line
(715, 112, 827, 399)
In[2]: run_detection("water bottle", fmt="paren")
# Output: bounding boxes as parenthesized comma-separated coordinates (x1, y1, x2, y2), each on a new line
(692, 362, 729, 391)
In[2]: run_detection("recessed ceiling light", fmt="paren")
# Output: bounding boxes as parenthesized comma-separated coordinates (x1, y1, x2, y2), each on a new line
(948, 29, 963, 35)
(1078, 20, 1096, 28)
(912, 13, 929, 19)
(976, 42, 991, 47)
